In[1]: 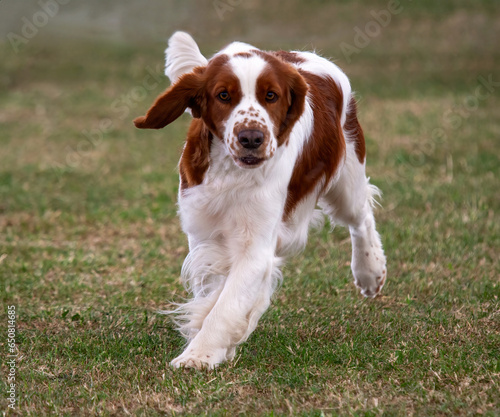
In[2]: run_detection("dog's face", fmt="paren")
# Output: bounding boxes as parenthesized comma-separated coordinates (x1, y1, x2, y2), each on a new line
(134, 49, 308, 169)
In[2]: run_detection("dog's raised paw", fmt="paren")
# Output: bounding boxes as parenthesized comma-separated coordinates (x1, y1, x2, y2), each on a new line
(352, 246, 387, 298)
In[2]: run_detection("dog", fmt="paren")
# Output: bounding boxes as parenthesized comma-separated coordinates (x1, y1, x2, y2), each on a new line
(134, 32, 387, 369)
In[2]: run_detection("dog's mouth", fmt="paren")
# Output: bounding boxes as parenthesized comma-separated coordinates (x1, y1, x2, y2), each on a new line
(239, 156, 264, 167)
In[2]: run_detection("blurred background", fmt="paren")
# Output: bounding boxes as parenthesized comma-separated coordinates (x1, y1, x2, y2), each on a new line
(1, 0, 498, 171)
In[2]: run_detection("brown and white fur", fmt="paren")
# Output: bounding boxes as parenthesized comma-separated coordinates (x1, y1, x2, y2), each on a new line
(134, 32, 387, 369)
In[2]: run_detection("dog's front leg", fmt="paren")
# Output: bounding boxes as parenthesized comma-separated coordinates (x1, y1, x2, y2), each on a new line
(171, 244, 277, 369)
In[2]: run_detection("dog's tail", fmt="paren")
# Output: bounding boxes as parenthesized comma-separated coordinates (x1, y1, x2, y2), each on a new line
(165, 32, 208, 84)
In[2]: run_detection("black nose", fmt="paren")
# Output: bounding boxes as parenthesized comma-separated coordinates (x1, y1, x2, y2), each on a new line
(238, 130, 264, 149)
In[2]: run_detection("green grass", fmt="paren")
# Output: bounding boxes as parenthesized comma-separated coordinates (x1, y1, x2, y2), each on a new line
(1, 1, 499, 416)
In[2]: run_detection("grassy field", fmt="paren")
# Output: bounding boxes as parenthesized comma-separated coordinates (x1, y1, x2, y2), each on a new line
(1, 1, 499, 416)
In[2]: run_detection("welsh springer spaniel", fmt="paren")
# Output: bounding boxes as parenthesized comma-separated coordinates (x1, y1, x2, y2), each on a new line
(134, 32, 387, 369)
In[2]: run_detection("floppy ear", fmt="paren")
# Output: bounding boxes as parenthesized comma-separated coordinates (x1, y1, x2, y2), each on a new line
(279, 69, 308, 138)
(134, 69, 205, 129)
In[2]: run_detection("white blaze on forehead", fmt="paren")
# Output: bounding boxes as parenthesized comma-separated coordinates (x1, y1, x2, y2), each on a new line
(217, 41, 257, 57)
(229, 55, 268, 99)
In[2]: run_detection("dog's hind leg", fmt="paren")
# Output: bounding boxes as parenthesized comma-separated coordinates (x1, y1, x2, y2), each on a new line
(319, 141, 387, 298)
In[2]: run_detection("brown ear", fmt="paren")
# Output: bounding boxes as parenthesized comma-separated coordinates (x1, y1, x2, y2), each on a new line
(134, 70, 205, 129)
(279, 69, 308, 138)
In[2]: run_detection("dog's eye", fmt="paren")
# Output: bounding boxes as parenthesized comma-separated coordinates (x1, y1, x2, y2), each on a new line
(218, 91, 231, 102)
(265, 91, 278, 103)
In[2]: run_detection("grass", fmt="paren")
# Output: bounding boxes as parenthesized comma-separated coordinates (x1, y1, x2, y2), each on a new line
(1, 1, 499, 415)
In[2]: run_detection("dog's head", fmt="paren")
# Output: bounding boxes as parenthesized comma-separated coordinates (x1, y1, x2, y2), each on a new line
(134, 32, 308, 169)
